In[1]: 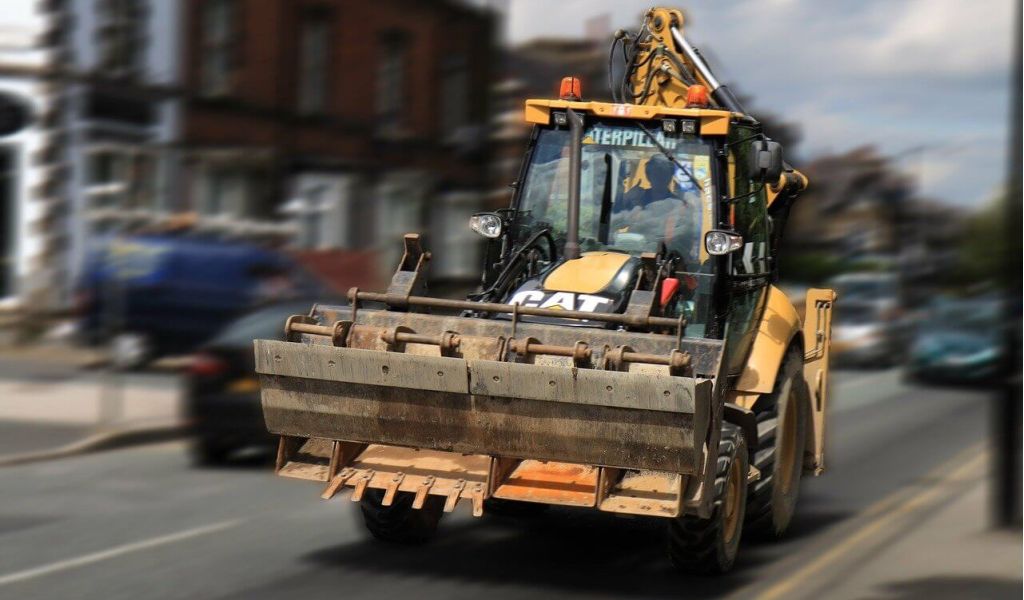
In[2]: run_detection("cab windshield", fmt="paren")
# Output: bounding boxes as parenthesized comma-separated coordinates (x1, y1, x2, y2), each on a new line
(516, 118, 715, 273)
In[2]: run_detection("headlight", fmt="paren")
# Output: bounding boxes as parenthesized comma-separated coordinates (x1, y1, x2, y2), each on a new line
(469, 213, 503, 239)
(704, 230, 743, 255)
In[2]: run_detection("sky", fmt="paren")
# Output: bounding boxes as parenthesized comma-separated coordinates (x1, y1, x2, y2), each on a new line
(500, 0, 1017, 209)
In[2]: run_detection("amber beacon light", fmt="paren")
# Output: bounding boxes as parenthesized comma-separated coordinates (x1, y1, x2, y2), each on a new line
(559, 76, 582, 101)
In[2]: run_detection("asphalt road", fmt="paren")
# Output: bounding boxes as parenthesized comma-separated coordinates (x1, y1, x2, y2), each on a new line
(0, 368, 994, 600)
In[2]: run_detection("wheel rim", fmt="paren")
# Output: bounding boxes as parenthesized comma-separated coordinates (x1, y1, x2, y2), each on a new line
(723, 456, 743, 542)
(777, 389, 799, 494)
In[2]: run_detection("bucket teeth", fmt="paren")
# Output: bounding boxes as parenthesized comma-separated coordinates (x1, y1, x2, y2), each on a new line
(412, 475, 436, 509)
(470, 483, 485, 517)
(350, 470, 375, 502)
(381, 472, 405, 506)
(321, 467, 356, 500)
(444, 479, 467, 513)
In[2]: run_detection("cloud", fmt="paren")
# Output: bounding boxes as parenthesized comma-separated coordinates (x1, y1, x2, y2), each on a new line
(851, 0, 1013, 77)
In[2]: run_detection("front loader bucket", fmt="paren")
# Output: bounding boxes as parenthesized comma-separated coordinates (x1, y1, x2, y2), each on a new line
(257, 338, 709, 473)
(256, 304, 723, 518)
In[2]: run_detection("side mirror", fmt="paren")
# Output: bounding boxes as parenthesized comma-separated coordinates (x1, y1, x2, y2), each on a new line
(469, 212, 503, 239)
(749, 139, 784, 183)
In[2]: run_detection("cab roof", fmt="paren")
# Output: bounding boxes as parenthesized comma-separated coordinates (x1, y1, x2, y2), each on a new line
(523, 98, 737, 136)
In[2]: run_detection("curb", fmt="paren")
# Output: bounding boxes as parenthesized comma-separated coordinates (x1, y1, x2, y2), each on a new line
(0, 422, 190, 467)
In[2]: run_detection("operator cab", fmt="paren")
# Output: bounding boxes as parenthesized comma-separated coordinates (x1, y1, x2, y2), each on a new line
(469, 97, 787, 342)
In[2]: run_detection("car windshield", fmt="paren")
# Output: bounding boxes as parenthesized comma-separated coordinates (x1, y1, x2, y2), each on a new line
(516, 119, 715, 274)
(925, 301, 1001, 333)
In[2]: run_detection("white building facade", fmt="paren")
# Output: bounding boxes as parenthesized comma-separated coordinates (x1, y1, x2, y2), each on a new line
(0, 2, 65, 310)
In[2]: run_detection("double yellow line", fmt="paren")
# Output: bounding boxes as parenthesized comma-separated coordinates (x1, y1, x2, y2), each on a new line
(754, 442, 988, 600)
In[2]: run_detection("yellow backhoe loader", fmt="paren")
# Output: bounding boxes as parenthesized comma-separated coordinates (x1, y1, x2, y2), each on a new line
(255, 7, 835, 573)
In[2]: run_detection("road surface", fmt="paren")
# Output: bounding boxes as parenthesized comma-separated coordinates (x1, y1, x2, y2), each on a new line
(0, 368, 1003, 599)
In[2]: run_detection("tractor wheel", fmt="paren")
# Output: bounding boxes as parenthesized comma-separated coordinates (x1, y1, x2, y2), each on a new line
(745, 347, 809, 539)
(359, 489, 445, 544)
(667, 423, 748, 575)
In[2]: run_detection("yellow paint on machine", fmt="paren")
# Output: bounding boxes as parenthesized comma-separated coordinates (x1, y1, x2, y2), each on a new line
(543, 252, 632, 294)
(523, 99, 732, 135)
(735, 285, 803, 394)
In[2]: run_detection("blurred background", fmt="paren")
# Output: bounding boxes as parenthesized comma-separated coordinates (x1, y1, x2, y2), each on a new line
(0, 1, 1019, 598)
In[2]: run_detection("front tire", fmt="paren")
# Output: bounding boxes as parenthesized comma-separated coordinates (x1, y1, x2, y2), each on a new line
(667, 423, 748, 575)
(360, 489, 445, 544)
(746, 347, 809, 539)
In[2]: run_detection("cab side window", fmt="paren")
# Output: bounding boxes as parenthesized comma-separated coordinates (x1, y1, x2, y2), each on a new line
(728, 127, 770, 277)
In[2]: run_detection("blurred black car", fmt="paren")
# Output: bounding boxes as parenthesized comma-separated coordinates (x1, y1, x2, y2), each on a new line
(906, 298, 1003, 385)
(186, 299, 326, 464)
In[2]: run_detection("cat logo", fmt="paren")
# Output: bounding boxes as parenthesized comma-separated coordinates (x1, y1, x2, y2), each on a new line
(508, 290, 612, 313)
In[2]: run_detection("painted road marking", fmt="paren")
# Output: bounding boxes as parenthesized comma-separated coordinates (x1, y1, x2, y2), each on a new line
(0, 519, 243, 587)
(754, 443, 987, 600)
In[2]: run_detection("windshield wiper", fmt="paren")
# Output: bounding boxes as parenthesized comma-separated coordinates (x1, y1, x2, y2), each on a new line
(634, 121, 703, 192)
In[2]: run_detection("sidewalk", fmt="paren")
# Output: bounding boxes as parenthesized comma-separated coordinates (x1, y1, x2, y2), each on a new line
(755, 449, 1022, 600)
(0, 347, 187, 463)
(828, 480, 1021, 599)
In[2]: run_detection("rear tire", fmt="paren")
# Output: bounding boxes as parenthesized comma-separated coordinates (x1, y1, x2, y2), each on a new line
(745, 347, 809, 539)
(360, 489, 445, 544)
(667, 423, 748, 575)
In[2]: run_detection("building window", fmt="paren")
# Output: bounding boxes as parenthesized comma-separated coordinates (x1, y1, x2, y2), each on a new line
(95, 0, 147, 77)
(85, 146, 157, 211)
(200, 0, 239, 97)
(376, 31, 409, 134)
(298, 11, 331, 115)
(440, 55, 468, 135)
(198, 167, 268, 219)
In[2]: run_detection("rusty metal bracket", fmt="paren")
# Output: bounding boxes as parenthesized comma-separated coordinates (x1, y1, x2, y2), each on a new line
(285, 316, 352, 347)
(603, 344, 691, 375)
(621, 252, 662, 324)
(384, 233, 431, 305)
(284, 315, 317, 343)
(380, 326, 462, 355)
(348, 287, 360, 323)
(675, 313, 687, 349)
(508, 337, 592, 366)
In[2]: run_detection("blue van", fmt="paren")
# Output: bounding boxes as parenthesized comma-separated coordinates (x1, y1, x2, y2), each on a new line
(76, 235, 331, 366)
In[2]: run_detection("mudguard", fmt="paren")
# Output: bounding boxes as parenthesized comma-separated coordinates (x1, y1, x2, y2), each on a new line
(734, 285, 803, 395)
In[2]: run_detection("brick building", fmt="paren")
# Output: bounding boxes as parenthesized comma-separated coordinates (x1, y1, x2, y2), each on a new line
(180, 0, 495, 285)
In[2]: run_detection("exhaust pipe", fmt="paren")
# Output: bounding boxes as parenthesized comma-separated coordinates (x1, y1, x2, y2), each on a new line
(668, 26, 745, 115)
